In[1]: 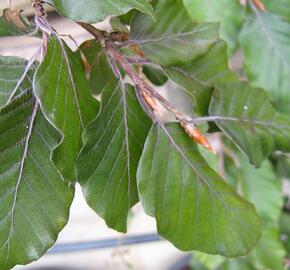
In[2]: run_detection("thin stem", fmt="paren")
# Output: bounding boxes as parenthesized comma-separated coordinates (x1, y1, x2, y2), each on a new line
(190, 116, 240, 123)
(77, 22, 107, 44)
(78, 22, 196, 123)
(125, 56, 151, 65)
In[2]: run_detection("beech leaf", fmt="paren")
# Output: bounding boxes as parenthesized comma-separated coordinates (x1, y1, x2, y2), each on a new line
(0, 9, 34, 37)
(240, 13, 290, 113)
(79, 40, 119, 95)
(183, 0, 243, 54)
(137, 123, 260, 257)
(0, 91, 74, 269)
(209, 82, 290, 167)
(78, 85, 151, 232)
(130, 0, 219, 66)
(47, 0, 154, 23)
(34, 36, 99, 181)
(0, 56, 36, 108)
(164, 40, 236, 115)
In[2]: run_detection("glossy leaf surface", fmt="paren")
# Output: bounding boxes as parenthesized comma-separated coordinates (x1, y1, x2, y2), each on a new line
(47, 0, 154, 23)
(34, 36, 99, 181)
(78, 85, 151, 232)
(137, 123, 260, 257)
(0, 91, 74, 269)
(192, 148, 285, 270)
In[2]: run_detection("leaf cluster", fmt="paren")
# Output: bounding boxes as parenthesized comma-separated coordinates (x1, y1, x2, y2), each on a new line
(0, 0, 290, 269)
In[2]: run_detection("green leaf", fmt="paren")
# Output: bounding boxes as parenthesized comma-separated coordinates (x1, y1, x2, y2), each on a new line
(183, 0, 243, 54)
(130, 0, 219, 66)
(239, 160, 283, 223)
(246, 224, 285, 270)
(0, 9, 34, 37)
(79, 40, 118, 95)
(193, 149, 285, 269)
(110, 17, 129, 33)
(193, 251, 224, 269)
(0, 91, 74, 269)
(233, 157, 285, 270)
(0, 56, 36, 107)
(222, 259, 255, 270)
(137, 123, 260, 257)
(47, 0, 154, 23)
(164, 40, 237, 115)
(275, 155, 290, 179)
(78, 85, 151, 232)
(263, 0, 290, 23)
(280, 213, 290, 254)
(34, 36, 99, 181)
(209, 82, 290, 168)
(143, 65, 168, 86)
(240, 13, 290, 113)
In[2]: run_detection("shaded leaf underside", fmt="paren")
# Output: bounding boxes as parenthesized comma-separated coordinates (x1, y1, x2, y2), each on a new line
(183, 0, 243, 54)
(164, 40, 237, 115)
(240, 12, 290, 113)
(209, 83, 290, 167)
(130, 0, 219, 66)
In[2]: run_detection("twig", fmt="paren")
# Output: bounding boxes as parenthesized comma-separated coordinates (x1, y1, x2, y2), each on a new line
(75, 22, 216, 152)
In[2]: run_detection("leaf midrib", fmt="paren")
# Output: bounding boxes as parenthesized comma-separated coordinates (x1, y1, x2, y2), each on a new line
(4, 100, 38, 262)
(131, 24, 214, 45)
(195, 116, 290, 130)
(160, 125, 234, 210)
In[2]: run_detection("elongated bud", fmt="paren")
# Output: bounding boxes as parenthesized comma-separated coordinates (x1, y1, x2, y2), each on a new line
(141, 90, 159, 112)
(252, 0, 267, 11)
(181, 122, 216, 153)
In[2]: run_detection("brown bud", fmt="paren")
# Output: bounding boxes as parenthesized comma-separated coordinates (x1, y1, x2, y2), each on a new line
(252, 0, 267, 11)
(141, 91, 159, 112)
(181, 122, 216, 153)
